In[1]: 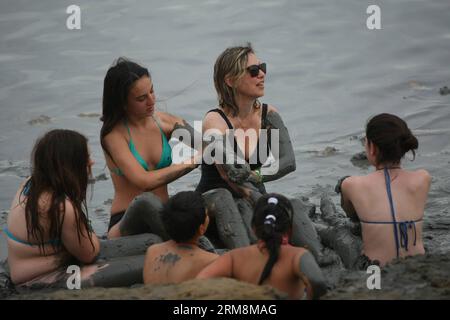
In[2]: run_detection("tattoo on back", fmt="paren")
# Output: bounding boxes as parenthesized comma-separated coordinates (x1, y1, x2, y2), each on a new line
(159, 252, 181, 266)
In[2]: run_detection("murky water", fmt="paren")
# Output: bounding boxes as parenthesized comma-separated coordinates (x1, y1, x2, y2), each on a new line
(1, 0, 449, 262)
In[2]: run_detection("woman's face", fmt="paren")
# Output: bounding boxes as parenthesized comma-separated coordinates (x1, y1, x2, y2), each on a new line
(126, 76, 155, 118)
(234, 53, 265, 99)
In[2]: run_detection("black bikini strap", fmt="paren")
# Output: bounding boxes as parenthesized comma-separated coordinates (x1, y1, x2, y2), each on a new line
(206, 108, 238, 154)
(262, 103, 268, 129)
(207, 108, 234, 129)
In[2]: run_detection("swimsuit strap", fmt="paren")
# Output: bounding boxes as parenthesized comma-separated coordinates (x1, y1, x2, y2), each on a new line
(207, 106, 268, 160)
(153, 116, 172, 169)
(261, 103, 268, 129)
(123, 119, 150, 171)
(22, 179, 31, 196)
(207, 109, 238, 155)
(383, 168, 423, 256)
(359, 218, 423, 224)
(3, 227, 60, 247)
(384, 167, 401, 258)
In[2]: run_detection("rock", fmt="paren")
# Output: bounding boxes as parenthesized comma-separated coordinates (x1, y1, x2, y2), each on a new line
(439, 86, 450, 95)
(28, 115, 52, 125)
(350, 151, 369, 168)
(318, 146, 338, 157)
(78, 112, 101, 118)
(95, 173, 109, 182)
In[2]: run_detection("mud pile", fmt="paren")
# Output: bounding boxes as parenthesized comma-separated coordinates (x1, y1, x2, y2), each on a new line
(8, 278, 287, 300)
(324, 253, 450, 299)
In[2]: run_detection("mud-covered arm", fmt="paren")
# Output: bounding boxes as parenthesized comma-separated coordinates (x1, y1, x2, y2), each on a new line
(203, 131, 264, 201)
(295, 251, 327, 300)
(157, 111, 202, 152)
(172, 120, 202, 152)
(261, 111, 296, 183)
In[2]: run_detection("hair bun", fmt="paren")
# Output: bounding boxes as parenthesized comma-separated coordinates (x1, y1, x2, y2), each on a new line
(400, 132, 418, 153)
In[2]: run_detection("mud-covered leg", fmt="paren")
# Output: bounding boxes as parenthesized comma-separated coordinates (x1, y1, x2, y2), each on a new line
(81, 255, 145, 288)
(235, 198, 258, 243)
(202, 188, 250, 249)
(118, 192, 169, 240)
(289, 198, 322, 261)
(98, 233, 163, 260)
(318, 196, 363, 269)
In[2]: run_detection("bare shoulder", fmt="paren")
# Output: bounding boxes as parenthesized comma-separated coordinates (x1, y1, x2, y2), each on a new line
(103, 123, 127, 147)
(341, 175, 364, 191)
(289, 246, 309, 270)
(413, 169, 431, 182)
(289, 245, 308, 258)
(155, 110, 184, 127)
(409, 169, 432, 190)
(145, 243, 171, 263)
(146, 241, 168, 254)
(203, 110, 229, 133)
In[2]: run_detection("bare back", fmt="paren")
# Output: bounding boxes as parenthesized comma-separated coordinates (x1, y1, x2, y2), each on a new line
(198, 244, 310, 299)
(6, 183, 65, 284)
(343, 169, 431, 265)
(143, 240, 218, 285)
(6, 180, 99, 284)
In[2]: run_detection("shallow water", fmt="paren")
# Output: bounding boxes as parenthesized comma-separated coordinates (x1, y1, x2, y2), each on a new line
(1, 0, 449, 262)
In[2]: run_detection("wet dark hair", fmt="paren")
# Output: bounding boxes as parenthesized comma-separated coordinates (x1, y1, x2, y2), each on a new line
(23, 129, 95, 254)
(366, 113, 418, 165)
(100, 57, 150, 159)
(252, 193, 293, 285)
(161, 191, 207, 243)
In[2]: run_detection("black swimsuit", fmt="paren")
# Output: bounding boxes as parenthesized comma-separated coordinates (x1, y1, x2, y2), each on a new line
(196, 104, 270, 197)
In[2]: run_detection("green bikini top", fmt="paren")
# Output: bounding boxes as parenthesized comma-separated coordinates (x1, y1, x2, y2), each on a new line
(112, 119, 172, 176)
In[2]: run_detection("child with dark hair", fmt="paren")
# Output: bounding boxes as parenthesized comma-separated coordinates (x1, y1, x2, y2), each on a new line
(143, 191, 218, 284)
(197, 193, 327, 300)
(337, 113, 431, 267)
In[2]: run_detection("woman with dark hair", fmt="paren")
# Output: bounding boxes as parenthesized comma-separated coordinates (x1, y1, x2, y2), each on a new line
(4, 129, 152, 289)
(100, 57, 199, 239)
(197, 193, 327, 300)
(338, 113, 431, 267)
(4, 129, 99, 286)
